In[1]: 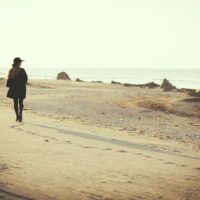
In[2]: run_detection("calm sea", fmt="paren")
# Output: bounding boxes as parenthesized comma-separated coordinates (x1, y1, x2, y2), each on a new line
(0, 68, 199, 89)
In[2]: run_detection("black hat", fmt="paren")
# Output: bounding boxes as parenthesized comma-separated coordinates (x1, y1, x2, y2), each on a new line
(13, 57, 24, 63)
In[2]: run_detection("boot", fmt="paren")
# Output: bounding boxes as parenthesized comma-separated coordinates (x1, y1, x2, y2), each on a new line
(19, 101, 24, 122)
(14, 104, 19, 122)
(16, 115, 19, 121)
(19, 114, 22, 122)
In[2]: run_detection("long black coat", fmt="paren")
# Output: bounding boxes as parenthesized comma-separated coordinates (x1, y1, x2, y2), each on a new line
(7, 68, 28, 99)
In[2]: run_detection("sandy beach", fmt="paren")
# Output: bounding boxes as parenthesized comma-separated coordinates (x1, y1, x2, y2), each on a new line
(0, 79, 200, 200)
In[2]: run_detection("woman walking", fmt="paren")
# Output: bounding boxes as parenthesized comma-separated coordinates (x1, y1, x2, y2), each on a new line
(7, 57, 28, 122)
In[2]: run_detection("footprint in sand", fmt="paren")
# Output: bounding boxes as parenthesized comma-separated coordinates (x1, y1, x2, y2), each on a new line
(195, 167, 200, 171)
(173, 149, 181, 153)
(26, 130, 37, 135)
(64, 140, 72, 144)
(165, 162, 175, 165)
(135, 153, 144, 156)
(86, 192, 103, 200)
(127, 180, 134, 184)
(11, 125, 20, 129)
(181, 164, 187, 167)
(144, 155, 152, 158)
(104, 197, 114, 200)
(0, 164, 8, 172)
(117, 150, 128, 153)
(123, 173, 129, 177)
(81, 146, 96, 149)
(102, 148, 112, 151)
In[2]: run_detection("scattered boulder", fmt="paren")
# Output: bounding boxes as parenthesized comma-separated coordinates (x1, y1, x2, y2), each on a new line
(144, 82, 160, 88)
(177, 88, 195, 93)
(57, 72, 71, 80)
(124, 83, 143, 87)
(124, 83, 134, 87)
(195, 91, 200, 97)
(178, 89, 200, 97)
(76, 78, 84, 82)
(91, 81, 103, 83)
(111, 81, 122, 84)
(160, 78, 176, 91)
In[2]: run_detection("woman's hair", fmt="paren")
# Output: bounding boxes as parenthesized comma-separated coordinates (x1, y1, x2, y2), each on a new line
(9, 64, 22, 79)
(12, 61, 21, 68)
(12, 63, 16, 68)
(12, 57, 23, 68)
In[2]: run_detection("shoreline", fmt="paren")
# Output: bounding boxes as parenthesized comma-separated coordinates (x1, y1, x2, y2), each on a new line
(1, 76, 199, 91)
(1, 67, 200, 90)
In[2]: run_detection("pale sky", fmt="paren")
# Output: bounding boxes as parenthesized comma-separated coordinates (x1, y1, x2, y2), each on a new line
(0, 0, 200, 69)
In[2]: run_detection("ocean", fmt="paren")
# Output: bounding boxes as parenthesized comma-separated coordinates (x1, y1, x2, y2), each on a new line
(0, 68, 199, 89)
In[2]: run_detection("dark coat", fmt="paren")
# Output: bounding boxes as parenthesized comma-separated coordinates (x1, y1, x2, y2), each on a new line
(7, 68, 28, 99)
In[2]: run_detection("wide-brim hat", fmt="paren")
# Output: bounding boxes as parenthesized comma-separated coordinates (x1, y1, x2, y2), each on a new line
(13, 57, 24, 63)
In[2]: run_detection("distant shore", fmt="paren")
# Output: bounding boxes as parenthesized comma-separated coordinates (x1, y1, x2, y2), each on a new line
(1, 67, 200, 89)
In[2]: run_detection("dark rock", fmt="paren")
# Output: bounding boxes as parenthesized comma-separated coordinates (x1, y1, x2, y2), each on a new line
(188, 90, 200, 97)
(124, 82, 159, 88)
(178, 88, 200, 97)
(91, 81, 103, 83)
(145, 82, 160, 88)
(177, 88, 195, 93)
(111, 81, 121, 84)
(189, 91, 200, 97)
(76, 78, 84, 82)
(57, 72, 71, 80)
(160, 78, 176, 91)
(124, 83, 135, 87)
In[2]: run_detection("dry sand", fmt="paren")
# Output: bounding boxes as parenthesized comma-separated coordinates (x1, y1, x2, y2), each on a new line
(0, 79, 200, 200)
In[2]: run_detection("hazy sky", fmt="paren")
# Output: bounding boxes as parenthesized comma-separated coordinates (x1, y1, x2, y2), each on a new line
(0, 0, 200, 69)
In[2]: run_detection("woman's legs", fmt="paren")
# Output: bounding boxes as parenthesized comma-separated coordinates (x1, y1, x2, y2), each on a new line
(13, 98, 19, 121)
(13, 98, 24, 122)
(19, 98, 24, 122)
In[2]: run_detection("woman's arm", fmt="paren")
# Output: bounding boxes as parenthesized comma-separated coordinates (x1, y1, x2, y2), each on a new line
(14, 68, 28, 84)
